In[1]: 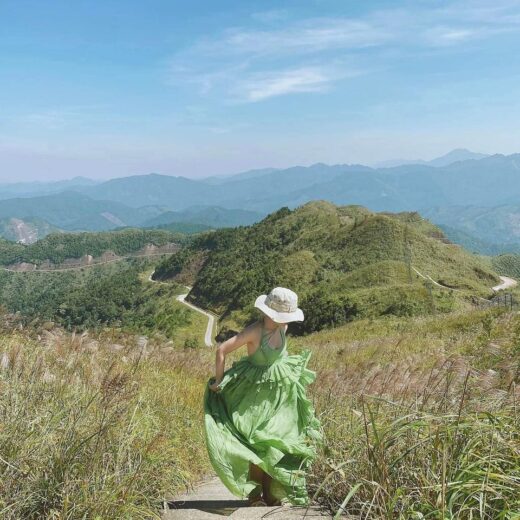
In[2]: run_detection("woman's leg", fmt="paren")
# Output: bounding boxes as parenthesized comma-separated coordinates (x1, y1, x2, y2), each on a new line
(248, 463, 264, 503)
(262, 472, 281, 505)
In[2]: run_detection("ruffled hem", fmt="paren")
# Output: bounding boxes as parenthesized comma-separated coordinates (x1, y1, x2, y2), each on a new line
(213, 349, 316, 391)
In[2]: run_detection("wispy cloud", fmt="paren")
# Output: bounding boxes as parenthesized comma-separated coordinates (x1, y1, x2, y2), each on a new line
(217, 19, 390, 57)
(234, 67, 335, 102)
(169, 0, 520, 103)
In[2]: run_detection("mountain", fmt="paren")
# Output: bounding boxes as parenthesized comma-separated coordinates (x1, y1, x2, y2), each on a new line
(201, 168, 279, 185)
(75, 165, 373, 211)
(375, 148, 489, 168)
(0, 176, 98, 200)
(65, 154, 520, 214)
(154, 201, 499, 333)
(424, 204, 520, 248)
(78, 173, 216, 210)
(0, 191, 164, 231)
(253, 154, 520, 213)
(143, 205, 265, 228)
(3, 152, 520, 234)
(0, 217, 61, 244)
(427, 148, 489, 167)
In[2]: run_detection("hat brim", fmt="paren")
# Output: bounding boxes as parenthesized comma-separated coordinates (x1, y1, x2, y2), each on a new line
(254, 294, 304, 323)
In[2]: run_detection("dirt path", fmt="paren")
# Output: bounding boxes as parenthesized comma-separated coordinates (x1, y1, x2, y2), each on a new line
(163, 476, 339, 519)
(492, 276, 518, 292)
(412, 267, 455, 290)
(148, 272, 216, 347)
(412, 267, 517, 295)
(175, 290, 215, 347)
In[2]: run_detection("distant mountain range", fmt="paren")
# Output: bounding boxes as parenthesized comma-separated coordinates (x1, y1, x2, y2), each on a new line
(374, 148, 489, 168)
(143, 206, 264, 228)
(0, 176, 98, 200)
(1, 149, 520, 252)
(62, 152, 519, 214)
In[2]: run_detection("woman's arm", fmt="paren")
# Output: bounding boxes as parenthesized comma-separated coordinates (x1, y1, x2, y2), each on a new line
(209, 324, 257, 392)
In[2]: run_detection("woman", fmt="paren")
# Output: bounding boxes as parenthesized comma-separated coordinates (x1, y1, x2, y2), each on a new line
(204, 286, 322, 507)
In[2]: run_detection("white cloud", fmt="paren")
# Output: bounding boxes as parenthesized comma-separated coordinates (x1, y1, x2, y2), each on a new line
(219, 19, 390, 57)
(235, 67, 334, 102)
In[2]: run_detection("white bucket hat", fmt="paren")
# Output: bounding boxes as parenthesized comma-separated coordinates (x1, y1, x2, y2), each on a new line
(254, 287, 304, 323)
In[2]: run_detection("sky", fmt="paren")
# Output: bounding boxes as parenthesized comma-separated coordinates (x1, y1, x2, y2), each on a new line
(1, 0, 520, 182)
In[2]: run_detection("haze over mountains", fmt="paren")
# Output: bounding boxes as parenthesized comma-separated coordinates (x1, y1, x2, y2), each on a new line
(1, 149, 520, 252)
(374, 148, 489, 169)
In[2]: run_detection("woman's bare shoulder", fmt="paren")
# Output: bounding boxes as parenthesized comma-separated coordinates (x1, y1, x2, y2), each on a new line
(241, 320, 262, 338)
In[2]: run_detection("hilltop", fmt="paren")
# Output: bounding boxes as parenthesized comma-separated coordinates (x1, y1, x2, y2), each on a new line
(154, 201, 500, 333)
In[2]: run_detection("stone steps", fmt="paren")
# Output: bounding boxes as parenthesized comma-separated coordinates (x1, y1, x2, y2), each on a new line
(162, 476, 343, 519)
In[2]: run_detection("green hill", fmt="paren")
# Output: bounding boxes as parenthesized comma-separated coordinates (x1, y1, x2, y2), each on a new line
(0, 228, 183, 266)
(154, 201, 500, 333)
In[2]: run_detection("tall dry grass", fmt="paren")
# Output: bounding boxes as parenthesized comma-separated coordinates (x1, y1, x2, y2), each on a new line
(1, 307, 519, 518)
(303, 309, 520, 518)
(0, 323, 211, 519)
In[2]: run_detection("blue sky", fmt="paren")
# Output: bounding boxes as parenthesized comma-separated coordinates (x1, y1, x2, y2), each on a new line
(1, 0, 520, 181)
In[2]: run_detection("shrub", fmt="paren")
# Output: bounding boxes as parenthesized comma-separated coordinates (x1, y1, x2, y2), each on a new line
(183, 336, 199, 349)
(294, 288, 357, 334)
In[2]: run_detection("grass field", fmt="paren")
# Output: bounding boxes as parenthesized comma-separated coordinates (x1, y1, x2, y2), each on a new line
(0, 320, 212, 519)
(1, 303, 518, 518)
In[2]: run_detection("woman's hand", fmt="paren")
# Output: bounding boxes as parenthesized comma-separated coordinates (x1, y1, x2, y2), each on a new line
(209, 380, 221, 393)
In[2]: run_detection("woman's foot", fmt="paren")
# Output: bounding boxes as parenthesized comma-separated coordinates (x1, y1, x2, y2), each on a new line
(247, 495, 267, 507)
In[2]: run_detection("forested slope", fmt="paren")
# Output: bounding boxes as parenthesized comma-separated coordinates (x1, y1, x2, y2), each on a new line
(154, 201, 500, 333)
(0, 228, 183, 266)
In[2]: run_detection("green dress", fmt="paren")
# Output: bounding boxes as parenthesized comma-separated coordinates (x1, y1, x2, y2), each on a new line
(203, 324, 323, 505)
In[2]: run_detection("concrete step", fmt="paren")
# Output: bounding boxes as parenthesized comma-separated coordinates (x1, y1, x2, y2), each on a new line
(162, 476, 347, 519)
(163, 505, 334, 519)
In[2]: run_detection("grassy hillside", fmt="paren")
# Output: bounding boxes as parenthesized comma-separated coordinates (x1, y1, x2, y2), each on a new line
(154, 202, 500, 333)
(294, 307, 520, 517)
(0, 321, 211, 519)
(2, 301, 517, 518)
(0, 228, 183, 266)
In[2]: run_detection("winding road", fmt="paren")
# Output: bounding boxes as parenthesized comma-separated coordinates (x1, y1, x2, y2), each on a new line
(412, 267, 518, 296)
(492, 276, 518, 292)
(148, 272, 216, 347)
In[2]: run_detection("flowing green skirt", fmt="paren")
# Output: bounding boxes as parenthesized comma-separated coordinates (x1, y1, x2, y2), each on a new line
(203, 350, 322, 505)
